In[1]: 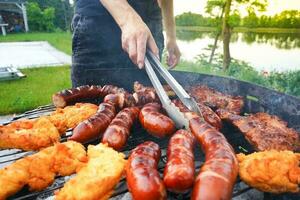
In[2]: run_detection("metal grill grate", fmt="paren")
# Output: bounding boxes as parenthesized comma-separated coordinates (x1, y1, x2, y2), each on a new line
(2, 104, 298, 200)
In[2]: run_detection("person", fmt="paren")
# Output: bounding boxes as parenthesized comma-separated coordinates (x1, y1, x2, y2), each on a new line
(72, 0, 181, 87)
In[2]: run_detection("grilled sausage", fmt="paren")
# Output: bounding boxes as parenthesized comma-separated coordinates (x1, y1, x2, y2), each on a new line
(172, 99, 222, 130)
(163, 129, 195, 193)
(101, 107, 140, 150)
(126, 141, 167, 200)
(139, 103, 176, 138)
(52, 85, 102, 108)
(103, 93, 136, 109)
(101, 85, 126, 96)
(68, 103, 116, 143)
(189, 118, 239, 200)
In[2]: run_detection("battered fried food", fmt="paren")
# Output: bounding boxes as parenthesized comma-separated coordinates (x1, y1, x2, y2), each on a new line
(48, 103, 98, 133)
(0, 141, 87, 200)
(217, 110, 300, 151)
(55, 143, 126, 200)
(189, 85, 244, 114)
(0, 117, 60, 151)
(237, 150, 300, 193)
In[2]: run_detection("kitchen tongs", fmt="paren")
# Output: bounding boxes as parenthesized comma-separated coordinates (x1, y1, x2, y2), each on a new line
(144, 50, 203, 129)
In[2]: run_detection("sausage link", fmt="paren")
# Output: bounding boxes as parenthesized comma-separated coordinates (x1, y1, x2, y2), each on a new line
(189, 118, 239, 200)
(139, 103, 175, 138)
(103, 93, 136, 109)
(52, 85, 102, 108)
(163, 129, 195, 193)
(101, 85, 126, 96)
(126, 141, 166, 200)
(101, 107, 140, 150)
(68, 103, 116, 143)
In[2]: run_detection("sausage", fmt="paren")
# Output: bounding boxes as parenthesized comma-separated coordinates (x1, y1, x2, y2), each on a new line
(68, 103, 116, 143)
(139, 103, 176, 138)
(133, 81, 176, 97)
(172, 99, 222, 130)
(103, 93, 136, 109)
(126, 141, 166, 200)
(101, 107, 140, 150)
(189, 118, 239, 200)
(101, 85, 126, 96)
(52, 85, 102, 108)
(163, 129, 195, 193)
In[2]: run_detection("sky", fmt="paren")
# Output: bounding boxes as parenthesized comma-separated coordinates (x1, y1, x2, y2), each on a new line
(173, 0, 300, 16)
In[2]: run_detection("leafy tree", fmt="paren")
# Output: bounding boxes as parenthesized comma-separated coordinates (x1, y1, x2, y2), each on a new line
(27, 2, 55, 31)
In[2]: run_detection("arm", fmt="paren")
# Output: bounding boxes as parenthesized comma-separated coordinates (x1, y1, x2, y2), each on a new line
(100, 0, 159, 68)
(160, 0, 181, 68)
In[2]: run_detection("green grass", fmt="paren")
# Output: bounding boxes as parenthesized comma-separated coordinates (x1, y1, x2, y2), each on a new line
(177, 26, 300, 33)
(0, 32, 72, 55)
(0, 66, 71, 115)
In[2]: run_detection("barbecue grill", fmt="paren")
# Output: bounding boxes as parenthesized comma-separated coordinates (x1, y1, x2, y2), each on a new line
(1, 69, 299, 200)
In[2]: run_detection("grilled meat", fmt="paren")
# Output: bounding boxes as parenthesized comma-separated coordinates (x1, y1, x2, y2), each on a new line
(237, 150, 300, 193)
(0, 117, 60, 151)
(48, 103, 98, 133)
(189, 85, 244, 114)
(133, 81, 175, 97)
(55, 143, 126, 200)
(0, 141, 87, 200)
(172, 99, 222, 130)
(217, 109, 300, 151)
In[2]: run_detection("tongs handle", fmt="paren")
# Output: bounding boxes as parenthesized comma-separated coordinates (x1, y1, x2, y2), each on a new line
(146, 50, 190, 100)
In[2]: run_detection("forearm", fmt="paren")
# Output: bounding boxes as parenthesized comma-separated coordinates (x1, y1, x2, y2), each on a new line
(161, 0, 176, 42)
(100, 0, 142, 29)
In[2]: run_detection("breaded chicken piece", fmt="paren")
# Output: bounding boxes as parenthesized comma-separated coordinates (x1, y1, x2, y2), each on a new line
(55, 143, 126, 200)
(0, 141, 87, 200)
(0, 117, 60, 151)
(237, 150, 300, 193)
(48, 103, 98, 133)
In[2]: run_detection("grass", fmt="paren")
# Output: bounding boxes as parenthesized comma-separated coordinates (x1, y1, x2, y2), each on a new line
(0, 32, 72, 55)
(177, 26, 300, 33)
(0, 66, 71, 115)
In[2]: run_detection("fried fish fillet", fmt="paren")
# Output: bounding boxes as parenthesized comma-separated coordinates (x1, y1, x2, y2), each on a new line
(237, 151, 300, 193)
(0, 117, 60, 151)
(48, 103, 98, 133)
(0, 141, 87, 200)
(55, 143, 126, 200)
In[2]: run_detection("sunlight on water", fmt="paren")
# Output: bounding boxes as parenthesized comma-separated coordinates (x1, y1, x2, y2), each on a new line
(176, 32, 300, 72)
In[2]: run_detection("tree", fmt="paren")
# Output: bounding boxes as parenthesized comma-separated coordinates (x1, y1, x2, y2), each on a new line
(27, 2, 55, 31)
(206, 0, 268, 70)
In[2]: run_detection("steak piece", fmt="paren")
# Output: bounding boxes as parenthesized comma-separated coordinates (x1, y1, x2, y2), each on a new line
(217, 109, 300, 151)
(189, 85, 244, 114)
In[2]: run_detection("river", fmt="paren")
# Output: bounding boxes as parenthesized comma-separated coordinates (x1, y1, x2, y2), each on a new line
(176, 30, 300, 72)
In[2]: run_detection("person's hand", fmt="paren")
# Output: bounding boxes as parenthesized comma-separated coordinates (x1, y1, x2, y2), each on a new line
(120, 13, 159, 69)
(166, 40, 181, 69)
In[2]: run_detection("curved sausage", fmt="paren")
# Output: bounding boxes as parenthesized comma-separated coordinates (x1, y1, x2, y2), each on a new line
(100, 85, 126, 96)
(103, 93, 136, 109)
(52, 85, 102, 108)
(101, 107, 140, 150)
(163, 129, 195, 193)
(139, 103, 175, 138)
(172, 99, 222, 130)
(189, 118, 239, 200)
(68, 103, 116, 143)
(126, 141, 166, 200)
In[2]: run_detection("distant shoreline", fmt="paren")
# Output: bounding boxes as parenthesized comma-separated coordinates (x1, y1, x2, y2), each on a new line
(176, 26, 300, 33)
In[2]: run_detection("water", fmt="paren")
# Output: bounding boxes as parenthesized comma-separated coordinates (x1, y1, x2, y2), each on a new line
(176, 30, 300, 72)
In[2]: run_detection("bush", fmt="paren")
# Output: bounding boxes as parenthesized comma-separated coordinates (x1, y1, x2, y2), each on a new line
(27, 2, 55, 32)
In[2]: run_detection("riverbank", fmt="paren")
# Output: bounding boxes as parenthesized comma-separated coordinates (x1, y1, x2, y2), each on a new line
(177, 26, 300, 33)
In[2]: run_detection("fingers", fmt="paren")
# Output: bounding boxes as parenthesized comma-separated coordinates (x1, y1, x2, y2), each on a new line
(137, 33, 147, 69)
(147, 34, 159, 58)
(128, 38, 137, 66)
(167, 46, 181, 69)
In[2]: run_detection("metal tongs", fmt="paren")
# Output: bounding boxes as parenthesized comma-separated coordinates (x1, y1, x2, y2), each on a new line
(144, 50, 203, 129)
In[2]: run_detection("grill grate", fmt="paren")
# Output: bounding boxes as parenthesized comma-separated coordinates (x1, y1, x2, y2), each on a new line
(1, 102, 299, 200)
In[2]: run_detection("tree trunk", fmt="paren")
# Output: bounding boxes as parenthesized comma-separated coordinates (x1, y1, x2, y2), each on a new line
(209, 5, 225, 64)
(222, 0, 232, 70)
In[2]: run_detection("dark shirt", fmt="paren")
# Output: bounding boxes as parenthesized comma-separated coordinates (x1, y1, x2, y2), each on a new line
(75, 0, 108, 16)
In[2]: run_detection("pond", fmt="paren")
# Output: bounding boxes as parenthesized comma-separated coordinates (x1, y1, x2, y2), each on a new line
(176, 30, 300, 72)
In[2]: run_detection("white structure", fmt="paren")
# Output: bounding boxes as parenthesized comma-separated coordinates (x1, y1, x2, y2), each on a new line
(0, 0, 28, 32)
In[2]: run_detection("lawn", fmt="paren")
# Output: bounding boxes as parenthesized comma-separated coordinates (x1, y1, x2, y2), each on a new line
(0, 66, 71, 115)
(0, 32, 72, 55)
